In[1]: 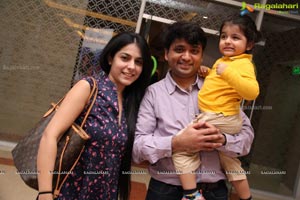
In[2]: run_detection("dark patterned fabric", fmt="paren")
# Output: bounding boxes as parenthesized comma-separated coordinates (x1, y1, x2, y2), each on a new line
(57, 71, 128, 200)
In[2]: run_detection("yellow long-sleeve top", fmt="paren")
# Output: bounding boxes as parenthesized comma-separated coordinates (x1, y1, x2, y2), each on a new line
(198, 54, 259, 116)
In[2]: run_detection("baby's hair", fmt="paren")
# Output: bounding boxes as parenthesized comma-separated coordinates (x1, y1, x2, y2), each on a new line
(220, 14, 262, 46)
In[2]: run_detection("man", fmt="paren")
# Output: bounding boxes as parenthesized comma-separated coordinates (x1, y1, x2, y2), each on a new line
(132, 21, 254, 200)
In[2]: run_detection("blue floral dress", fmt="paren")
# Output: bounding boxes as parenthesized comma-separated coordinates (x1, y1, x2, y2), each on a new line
(57, 72, 128, 200)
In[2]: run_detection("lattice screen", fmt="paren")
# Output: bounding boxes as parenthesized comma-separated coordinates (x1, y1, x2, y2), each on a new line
(73, 0, 250, 82)
(146, 0, 242, 31)
(71, 0, 142, 83)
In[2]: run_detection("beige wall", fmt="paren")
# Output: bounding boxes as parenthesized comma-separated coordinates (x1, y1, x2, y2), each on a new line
(0, 0, 140, 140)
(0, 0, 87, 139)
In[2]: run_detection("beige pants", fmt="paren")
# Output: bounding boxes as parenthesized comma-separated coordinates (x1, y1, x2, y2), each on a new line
(172, 112, 246, 181)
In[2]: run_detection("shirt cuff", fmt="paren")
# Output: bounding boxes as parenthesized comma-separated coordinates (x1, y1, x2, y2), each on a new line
(217, 133, 240, 157)
(153, 135, 173, 159)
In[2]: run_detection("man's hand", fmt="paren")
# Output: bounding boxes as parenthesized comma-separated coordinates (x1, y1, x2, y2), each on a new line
(172, 121, 223, 153)
(213, 133, 227, 146)
(198, 65, 210, 77)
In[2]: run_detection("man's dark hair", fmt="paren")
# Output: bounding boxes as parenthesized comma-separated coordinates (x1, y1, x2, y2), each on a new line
(163, 21, 207, 51)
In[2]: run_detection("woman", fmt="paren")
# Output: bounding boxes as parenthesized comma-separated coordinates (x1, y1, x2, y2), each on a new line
(37, 32, 152, 200)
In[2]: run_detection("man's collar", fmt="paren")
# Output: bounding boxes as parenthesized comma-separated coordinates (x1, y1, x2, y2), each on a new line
(165, 71, 202, 94)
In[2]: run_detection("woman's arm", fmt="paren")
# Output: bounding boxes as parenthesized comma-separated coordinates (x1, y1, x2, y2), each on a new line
(37, 80, 91, 199)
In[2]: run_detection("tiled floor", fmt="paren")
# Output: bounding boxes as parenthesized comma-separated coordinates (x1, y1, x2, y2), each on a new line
(0, 144, 150, 200)
(0, 142, 268, 200)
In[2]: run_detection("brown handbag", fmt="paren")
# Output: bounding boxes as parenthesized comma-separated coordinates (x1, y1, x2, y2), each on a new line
(12, 77, 98, 198)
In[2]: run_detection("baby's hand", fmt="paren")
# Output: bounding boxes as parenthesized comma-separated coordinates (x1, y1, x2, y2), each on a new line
(216, 63, 228, 75)
(198, 65, 210, 77)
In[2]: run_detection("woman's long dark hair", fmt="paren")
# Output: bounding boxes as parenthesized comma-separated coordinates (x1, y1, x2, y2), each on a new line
(99, 32, 152, 200)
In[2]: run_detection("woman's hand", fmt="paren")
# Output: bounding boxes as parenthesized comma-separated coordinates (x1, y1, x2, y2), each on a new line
(37, 193, 53, 200)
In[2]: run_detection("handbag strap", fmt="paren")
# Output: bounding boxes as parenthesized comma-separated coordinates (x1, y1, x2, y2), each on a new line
(80, 77, 97, 127)
(43, 77, 98, 120)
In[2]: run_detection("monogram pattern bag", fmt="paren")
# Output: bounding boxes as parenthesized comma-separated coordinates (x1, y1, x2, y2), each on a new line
(12, 77, 98, 197)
